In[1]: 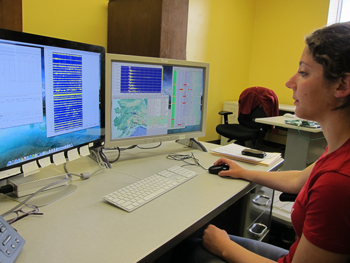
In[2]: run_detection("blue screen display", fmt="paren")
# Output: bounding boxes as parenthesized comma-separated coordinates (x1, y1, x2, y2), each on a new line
(0, 29, 104, 176)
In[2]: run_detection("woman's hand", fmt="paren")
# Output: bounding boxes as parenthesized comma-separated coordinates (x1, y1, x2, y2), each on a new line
(202, 225, 278, 263)
(213, 157, 246, 179)
(202, 224, 232, 258)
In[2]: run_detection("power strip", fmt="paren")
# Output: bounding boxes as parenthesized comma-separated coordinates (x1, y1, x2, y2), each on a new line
(8, 171, 68, 197)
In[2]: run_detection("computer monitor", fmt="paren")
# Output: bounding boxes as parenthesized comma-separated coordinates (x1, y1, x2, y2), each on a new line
(0, 28, 105, 181)
(104, 54, 209, 148)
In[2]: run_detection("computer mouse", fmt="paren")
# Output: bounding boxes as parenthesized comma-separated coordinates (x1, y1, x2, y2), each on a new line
(283, 113, 295, 118)
(208, 164, 229, 175)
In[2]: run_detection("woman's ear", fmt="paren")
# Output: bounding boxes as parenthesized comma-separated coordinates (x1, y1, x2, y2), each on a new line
(335, 73, 350, 98)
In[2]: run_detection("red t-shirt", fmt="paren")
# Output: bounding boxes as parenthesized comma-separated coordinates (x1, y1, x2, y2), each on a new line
(278, 139, 350, 263)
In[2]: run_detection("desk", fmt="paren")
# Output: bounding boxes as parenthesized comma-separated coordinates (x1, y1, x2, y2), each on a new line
(256, 116, 327, 170)
(279, 104, 295, 113)
(0, 142, 283, 263)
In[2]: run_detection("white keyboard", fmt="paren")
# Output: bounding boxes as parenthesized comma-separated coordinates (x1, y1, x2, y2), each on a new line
(103, 165, 198, 212)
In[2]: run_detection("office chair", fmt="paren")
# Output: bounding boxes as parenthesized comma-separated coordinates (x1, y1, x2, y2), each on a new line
(216, 86, 279, 148)
(279, 192, 297, 202)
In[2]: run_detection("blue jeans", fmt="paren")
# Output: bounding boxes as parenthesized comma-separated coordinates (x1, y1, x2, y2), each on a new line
(185, 235, 289, 263)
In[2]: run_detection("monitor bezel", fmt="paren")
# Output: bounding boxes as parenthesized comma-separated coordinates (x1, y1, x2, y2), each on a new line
(104, 53, 209, 148)
(0, 28, 105, 177)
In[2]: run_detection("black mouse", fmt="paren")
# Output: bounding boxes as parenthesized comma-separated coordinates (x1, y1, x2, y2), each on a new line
(208, 164, 229, 175)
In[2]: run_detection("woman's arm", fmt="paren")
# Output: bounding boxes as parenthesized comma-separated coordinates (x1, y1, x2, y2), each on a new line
(202, 224, 276, 263)
(202, 225, 350, 263)
(292, 234, 350, 263)
(213, 157, 314, 194)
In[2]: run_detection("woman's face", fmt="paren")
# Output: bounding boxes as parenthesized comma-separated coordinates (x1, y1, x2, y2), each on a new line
(285, 46, 336, 121)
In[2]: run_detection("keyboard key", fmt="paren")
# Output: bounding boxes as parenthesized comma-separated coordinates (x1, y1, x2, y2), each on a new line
(103, 166, 198, 212)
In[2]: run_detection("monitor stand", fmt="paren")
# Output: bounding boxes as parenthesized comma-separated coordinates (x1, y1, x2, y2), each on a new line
(176, 138, 208, 152)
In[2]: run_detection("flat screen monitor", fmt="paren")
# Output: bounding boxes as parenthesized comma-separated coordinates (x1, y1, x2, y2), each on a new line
(105, 53, 209, 148)
(0, 28, 105, 181)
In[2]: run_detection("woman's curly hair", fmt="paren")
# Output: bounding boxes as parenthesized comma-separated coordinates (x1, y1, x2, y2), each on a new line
(305, 22, 350, 110)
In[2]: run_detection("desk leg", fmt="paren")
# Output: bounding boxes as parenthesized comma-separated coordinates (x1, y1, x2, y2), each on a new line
(283, 129, 324, 170)
(307, 134, 327, 165)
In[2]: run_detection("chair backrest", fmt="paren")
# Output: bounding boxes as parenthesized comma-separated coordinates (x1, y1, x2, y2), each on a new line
(238, 86, 279, 117)
(238, 106, 268, 130)
(238, 86, 278, 131)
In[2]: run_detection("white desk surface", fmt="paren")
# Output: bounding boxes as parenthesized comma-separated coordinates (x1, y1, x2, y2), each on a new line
(279, 104, 295, 112)
(255, 116, 322, 133)
(0, 142, 283, 263)
(256, 116, 326, 170)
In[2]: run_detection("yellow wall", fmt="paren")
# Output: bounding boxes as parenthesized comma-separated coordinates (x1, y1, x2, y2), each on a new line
(22, 0, 108, 48)
(21, 0, 330, 142)
(187, 0, 330, 142)
(249, 0, 329, 105)
(187, 0, 256, 142)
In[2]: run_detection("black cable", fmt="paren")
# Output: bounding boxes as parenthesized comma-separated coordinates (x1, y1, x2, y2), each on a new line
(136, 142, 162, 149)
(117, 145, 137, 151)
(102, 145, 134, 164)
(103, 147, 121, 164)
(98, 148, 112, 168)
(103, 143, 162, 164)
(0, 184, 14, 194)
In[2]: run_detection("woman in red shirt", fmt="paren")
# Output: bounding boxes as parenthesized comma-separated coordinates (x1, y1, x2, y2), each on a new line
(188, 22, 350, 263)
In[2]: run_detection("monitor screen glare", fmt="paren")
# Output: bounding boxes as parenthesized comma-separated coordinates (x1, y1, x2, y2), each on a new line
(0, 29, 104, 179)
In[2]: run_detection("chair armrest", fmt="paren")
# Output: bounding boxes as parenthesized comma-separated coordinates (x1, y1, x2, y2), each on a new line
(279, 192, 297, 202)
(218, 111, 233, 115)
(218, 111, 233, 124)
